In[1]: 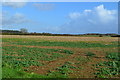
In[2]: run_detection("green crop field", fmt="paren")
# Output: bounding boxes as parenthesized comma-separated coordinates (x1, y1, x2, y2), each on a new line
(1, 35, 120, 78)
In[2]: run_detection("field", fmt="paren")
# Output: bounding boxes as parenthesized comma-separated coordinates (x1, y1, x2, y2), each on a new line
(1, 35, 120, 78)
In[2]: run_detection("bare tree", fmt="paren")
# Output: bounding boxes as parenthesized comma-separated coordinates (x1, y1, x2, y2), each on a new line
(20, 28, 28, 33)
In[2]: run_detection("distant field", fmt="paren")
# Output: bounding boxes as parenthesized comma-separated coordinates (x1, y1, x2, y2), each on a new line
(1, 35, 118, 42)
(1, 35, 119, 78)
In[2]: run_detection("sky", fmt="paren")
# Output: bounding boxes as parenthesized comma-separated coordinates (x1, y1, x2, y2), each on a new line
(1, 2, 118, 34)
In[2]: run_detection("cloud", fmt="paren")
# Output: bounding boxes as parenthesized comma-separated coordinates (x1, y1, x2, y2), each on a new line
(59, 5, 118, 34)
(84, 9, 92, 13)
(3, 2, 27, 8)
(33, 3, 55, 11)
(68, 12, 81, 19)
(2, 0, 28, 8)
(0, 13, 1, 21)
(95, 5, 117, 23)
(3, 0, 28, 2)
(2, 12, 31, 26)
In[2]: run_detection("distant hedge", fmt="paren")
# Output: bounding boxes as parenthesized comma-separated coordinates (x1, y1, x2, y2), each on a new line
(0, 30, 119, 37)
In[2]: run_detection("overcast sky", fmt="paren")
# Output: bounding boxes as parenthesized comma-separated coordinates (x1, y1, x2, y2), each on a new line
(2, 2, 118, 34)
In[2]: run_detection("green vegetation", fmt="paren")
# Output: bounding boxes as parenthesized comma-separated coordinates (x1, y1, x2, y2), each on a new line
(47, 62, 76, 78)
(14, 41, 118, 48)
(106, 52, 119, 60)
(2, 38, 119, 48)
(95, 52, 120, 78)
(76, 56, 90, 63)
(2, 45, 73, 78)
(2, 37, 119, 78)
(85, 52, 96, 57)
(2, 64, 48, 78)
(3, 46, 73, 63)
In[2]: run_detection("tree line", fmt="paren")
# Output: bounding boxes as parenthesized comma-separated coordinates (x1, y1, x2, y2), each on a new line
(0, 29, 119, 37)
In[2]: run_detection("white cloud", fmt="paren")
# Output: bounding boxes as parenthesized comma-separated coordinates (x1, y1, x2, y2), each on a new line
(33, 3, 55, 11)
(0, 13, 1, 21)
(2, 0, 28, 8)
(3, 0, 28, 2)
(2, 12, 31, 26)
(68, 5, 117, 24)
(11, 13, 29, 23)
(95, 5, 117, 23)
(68, 12, 81, 19)
(84, 9, 92, 13)
(60, 5, 118, 34)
